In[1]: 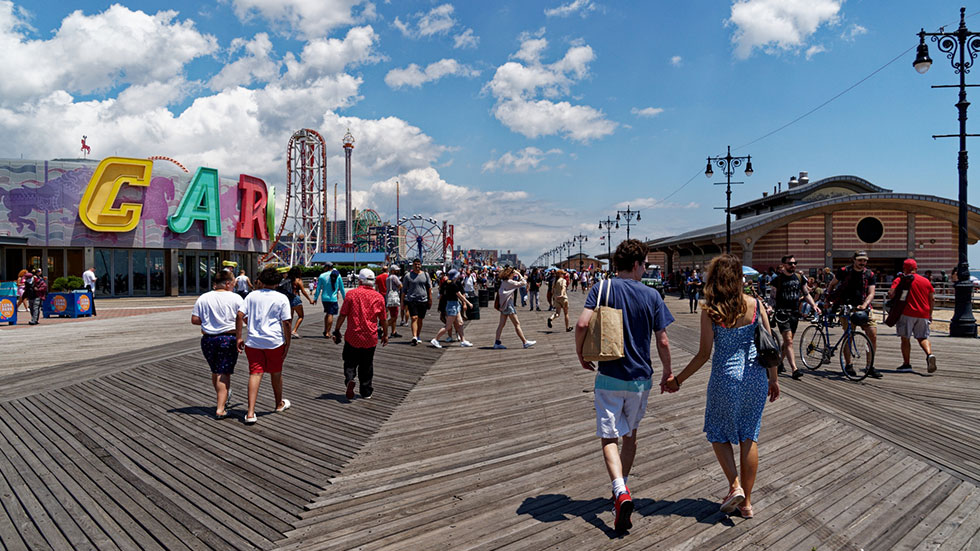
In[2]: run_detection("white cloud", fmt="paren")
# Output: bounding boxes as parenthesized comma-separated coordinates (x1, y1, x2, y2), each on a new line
(631, 107, 664, 118)
(728, 0, 842, 59)
(670, 55, 682, 66)
(454, 28, 479, 49)
(282, 26, 382, 83)
(385, 59, 479, 89)
(394, 3, 458, 38)
(485, 33, 616, 141)
(230, 0, 375, 39)
(0, 3, 217, 105)
(805, 44, 826, 59)
(481, 147, 562, 173)
(209, 33, 281, 90)
(616, 197, 699, 210)
(544, 0, 598, 18)
(841, 23, 867, 41)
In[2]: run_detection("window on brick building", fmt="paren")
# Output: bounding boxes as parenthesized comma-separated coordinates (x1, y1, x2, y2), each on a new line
(856, 217, 884, 244)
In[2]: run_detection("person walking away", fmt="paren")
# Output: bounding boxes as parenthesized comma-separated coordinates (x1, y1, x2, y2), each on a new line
(403, 259, 432, 346)
(575, 239, 675, 534)
(234, 269, 252, 299)
(528, 268, 542, 311)
(82, 266, 98, 315)
(385, 265, 403, 338)
(687, 271, 703, 313)
(546, 269, 555, 311)
(493, 266, 535, 349)
(888, 259, 938, 373)
(463, 269, 478, 319)
(332, 269, 388, 400)
(826, 251, 881, 378)
(548, 269, 572, 331)
(23, 269, 47, 325)
(16, 269, 28, 312)
(236, 268, 292, 424)
(666, 254, 780, 520)
(432, 270, 473, 348)
(191, 270, 244, 419)
(281, 267, 312, 338)
(770, 255, 820, 380)
(312, 262, 345, 338)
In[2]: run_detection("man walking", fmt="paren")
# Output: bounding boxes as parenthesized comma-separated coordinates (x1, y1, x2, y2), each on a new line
(771, 255, 820, 380)
(333, 269, 388, 400)
(384, 265, 403, 338)
(234, 269, 252, 299)
(23, 269, 47, 325)
(575, 239, 674, 534)
(403, 259, 432, 346)
(82, 266, 98, 315)
(312, 262, 345, 338)
(888, 259, 938, 373)
(827, 251, 881, 378)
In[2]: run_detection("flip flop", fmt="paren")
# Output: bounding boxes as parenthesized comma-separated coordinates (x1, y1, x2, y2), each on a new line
(276, 399, 291, 412)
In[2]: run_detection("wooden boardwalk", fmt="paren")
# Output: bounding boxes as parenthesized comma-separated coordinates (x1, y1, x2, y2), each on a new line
(2, 291, 980, 550)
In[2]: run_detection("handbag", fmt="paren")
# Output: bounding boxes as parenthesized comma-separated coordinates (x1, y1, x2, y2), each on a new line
(754, 300, 781, 369)
(582, 278, 625, 362)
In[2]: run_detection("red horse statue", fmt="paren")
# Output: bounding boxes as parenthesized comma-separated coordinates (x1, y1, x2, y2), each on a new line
(81, 136, 91, 156)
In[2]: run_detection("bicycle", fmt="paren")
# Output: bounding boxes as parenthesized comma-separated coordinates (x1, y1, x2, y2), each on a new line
(798, 304, 875, 381)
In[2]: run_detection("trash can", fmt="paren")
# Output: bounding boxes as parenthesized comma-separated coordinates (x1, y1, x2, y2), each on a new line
(478, 289, 489, 307)
(467, 294, 480, 320)
(0, 282, 17, 325)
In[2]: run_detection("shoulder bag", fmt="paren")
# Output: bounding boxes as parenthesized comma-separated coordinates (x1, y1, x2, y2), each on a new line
(582, 278, 625, 362)
(754, 299, 781, 369)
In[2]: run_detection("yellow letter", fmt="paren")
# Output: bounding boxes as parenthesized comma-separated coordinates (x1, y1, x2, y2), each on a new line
(78, 157, 153, 232)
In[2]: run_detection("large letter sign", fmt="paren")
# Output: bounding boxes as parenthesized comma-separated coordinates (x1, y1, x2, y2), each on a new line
(236, 175, 269, 240)
(168, 167, 221, 236)
(79, 157, 153, 232)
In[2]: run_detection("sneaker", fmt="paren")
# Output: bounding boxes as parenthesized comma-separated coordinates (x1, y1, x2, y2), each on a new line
(844, 364, 857, 377)
(523, 340, 536, 349)
(566, 327, 573, 332)
(391, 332, 402, 338)
(613, 489, 634, 533)
(411, 337, 418, 346)
(430, 338, 443, 349)
(778, 364, 786, 374)
(493, 342, 507, 349)
(897, 363, 913, 370)
(547, 318, 553, 329)
(275, 399, 291, 412)
(345, 380, 356, 400)
(791, 370, 803, 380)
(927, 354, 938, 373)
(443, 337, 454, 343)
(460, 340, 473, 347)
(868, 368, 883, 379)
(536, 307, 541, 311)
(720, 487, 746, 513)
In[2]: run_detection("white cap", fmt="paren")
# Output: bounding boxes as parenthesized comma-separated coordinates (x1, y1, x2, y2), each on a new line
(358, 268, 376, 284)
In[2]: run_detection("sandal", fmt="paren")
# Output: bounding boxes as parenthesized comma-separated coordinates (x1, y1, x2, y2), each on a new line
(244, 414, 258, 424)
(737, 504, 754, 518)
(276, 399, 291, 412)
(720, 487, 745, 513)
(215, 411, 227, 420)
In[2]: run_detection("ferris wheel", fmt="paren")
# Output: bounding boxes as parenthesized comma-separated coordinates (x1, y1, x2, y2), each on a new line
(353, 208, 382, 252)
(397, 215, 443, 263)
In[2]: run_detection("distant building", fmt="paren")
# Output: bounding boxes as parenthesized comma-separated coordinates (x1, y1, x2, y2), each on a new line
(559, 253, 602, 271)
(499, 252, 518, 267)
(462, 248, 498, 266)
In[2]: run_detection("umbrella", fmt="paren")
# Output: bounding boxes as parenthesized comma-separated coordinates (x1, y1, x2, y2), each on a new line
(742, 266, 760, 277)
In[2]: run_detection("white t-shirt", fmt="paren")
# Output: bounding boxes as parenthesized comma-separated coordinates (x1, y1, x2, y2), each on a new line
(192, 290, 245, 335)
(463, 274, 476, 294)
(82, 269, 97, 290)
(386, 274, 402, 305)
(242, 289, 292, 349)
(234, 274, 250, 292)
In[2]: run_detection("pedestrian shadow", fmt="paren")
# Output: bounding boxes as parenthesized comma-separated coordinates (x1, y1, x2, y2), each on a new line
(516, 494, 732, 538)
(167, 406, 215, 418)
(316, 393, 351, 403)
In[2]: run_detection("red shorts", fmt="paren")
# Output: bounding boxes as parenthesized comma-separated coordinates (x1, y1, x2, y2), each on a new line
(245, 345, 285, 374)
(388, 306, 399, 318)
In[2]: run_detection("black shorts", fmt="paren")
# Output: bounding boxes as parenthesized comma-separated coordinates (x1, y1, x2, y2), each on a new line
(406, 301, 429, 319)
(322, 301, 339, 315)
(774, 310, 799, 334)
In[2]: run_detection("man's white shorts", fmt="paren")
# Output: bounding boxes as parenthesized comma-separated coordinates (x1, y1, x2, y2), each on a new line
(896, 314, 931, 340)
(594, 388, 650, 439)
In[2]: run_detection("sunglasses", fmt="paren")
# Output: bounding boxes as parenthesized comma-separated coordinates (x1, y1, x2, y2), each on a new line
(786, 261, 797, 265)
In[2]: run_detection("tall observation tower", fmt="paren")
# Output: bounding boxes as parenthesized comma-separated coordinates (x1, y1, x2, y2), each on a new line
(343, 129, 355, 246)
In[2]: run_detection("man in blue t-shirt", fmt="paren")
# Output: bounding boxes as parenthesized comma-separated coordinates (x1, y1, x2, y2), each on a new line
(575, 239, 675, 534)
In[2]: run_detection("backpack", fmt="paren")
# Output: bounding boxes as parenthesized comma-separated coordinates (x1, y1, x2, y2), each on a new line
(276, 276, 295, 301)
(34, 277, 47, 294)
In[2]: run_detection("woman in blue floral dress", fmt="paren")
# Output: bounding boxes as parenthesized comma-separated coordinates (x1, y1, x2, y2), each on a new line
(666, 254, 780, 518)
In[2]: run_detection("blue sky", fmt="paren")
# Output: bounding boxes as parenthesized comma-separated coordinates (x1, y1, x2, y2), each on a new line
(4, 0, 980, 266)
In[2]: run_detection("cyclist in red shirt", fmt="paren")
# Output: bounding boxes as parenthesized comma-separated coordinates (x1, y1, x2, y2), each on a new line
(333, 269, 388, 400)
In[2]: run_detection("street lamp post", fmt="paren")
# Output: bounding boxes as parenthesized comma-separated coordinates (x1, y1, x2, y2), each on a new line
(705, 145, 753, 254)
(573, 233, 588, 271)
(599, 216, 617, 261)
(914, 7, 979, 338)
(616, 206, 641, 240)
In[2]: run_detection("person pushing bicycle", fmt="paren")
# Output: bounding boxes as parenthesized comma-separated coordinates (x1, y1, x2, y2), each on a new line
(771, 254, 820, 380)
(826, 251, 881, 379)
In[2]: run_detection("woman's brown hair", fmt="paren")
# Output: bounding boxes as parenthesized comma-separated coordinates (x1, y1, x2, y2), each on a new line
(499, 266, 515, 280)
(703, 254, 748, 328)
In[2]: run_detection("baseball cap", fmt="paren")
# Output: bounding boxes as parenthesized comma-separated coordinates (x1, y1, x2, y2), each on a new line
(357, 268, 376, 284)
(853, 251, 869, 260)
(447, 269, 459, 280)
(903, 258, 917, 272)
(390, 265, 400, 272)
(324, 261, 334, 268)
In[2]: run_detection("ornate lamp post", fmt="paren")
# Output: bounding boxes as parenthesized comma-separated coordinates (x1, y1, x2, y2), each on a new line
(705, 145, 753, 254)
(599, 216, 617, 262)
(914, 7, 979, 338)
(616, 206, 641, 240)
(573, 233, 588, 271)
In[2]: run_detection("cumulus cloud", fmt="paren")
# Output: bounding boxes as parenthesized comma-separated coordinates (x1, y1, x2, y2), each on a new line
(728, 0, 842, 59)
(0, 3, 217, 105)
(481, 147, 562, 173)
(230, 0, 376, 39)
(394, 4, 456, 38)
(670, 55, 682, 66)
(544, 0, 598, 18)
(454, 28, 479, 49)
(485, 33, 615, 141)
(631, 107, 664, 118)
(209, 33, 280, 90)
(615, 198, 699, 210)
(282, 26, 382, 82)
(385, 58, 479, 89)
(841, 23, 867, 41)
(805, 44, 826, 59)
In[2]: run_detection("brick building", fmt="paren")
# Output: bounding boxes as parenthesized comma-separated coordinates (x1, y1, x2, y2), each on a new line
(643, 173, 980, 278)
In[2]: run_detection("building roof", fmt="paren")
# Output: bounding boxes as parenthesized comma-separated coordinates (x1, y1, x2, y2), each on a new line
(729, 175, 890, 218)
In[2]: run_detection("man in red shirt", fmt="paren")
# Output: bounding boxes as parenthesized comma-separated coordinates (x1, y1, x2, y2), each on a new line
(333, 268, 388, 399)
(888, 259, 937, 373)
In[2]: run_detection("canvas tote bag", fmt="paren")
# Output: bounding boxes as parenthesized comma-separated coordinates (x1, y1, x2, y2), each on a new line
(582, 278, 625, 362)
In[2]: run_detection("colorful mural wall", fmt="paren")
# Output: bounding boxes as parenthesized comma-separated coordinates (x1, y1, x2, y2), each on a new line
(0, 158, 271, 252)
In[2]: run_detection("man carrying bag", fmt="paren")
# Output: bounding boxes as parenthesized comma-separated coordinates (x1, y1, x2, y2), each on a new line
(575, 239, 675, 534)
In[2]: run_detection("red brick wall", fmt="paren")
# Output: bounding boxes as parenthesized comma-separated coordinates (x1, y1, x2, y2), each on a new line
(753, 225, 787, 271)
(787, 215, 825, 272)
(832, 210, 907, 251)
(914, 215, 956, 273)
(646, 251, 666, 266)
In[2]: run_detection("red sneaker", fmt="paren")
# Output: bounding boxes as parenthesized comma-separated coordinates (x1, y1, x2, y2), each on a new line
(614, 489, 633, 533)
(345, 380, 356, 400)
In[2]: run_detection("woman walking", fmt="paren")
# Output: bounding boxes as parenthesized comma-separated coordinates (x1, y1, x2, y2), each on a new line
(493, 266, 535, 349)
(666, 254, 780, 518)
(547, 269, 572, 331)
(285, 267, 313, 338)
(431, 270, 473, 348)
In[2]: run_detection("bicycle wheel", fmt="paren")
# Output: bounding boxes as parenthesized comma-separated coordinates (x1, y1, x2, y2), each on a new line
(799, 325, 827, 369)
(839, 330, 874, 381)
